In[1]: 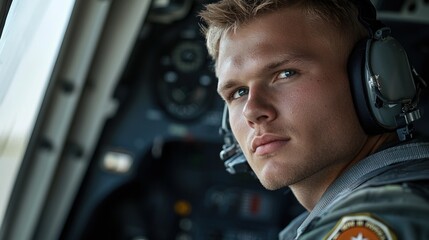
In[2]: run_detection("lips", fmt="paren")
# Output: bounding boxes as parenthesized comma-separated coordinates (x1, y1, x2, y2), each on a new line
(251, 134, 290, 155)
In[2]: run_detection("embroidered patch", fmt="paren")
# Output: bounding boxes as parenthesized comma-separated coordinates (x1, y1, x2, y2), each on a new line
(324, 214, 397, 240)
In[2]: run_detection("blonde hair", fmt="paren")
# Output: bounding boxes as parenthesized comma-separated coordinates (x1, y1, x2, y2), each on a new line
(199, 0, 368, 63)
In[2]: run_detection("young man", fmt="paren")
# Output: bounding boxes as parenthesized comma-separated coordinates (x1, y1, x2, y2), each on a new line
(199, 0, 429, 239)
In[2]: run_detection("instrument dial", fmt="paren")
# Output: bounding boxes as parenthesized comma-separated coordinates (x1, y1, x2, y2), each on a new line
(156, 40, 217, 121)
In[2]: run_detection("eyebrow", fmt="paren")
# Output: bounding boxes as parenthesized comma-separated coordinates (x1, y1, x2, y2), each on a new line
(217, 54, 310, 97)
(217, 80, 238, 98)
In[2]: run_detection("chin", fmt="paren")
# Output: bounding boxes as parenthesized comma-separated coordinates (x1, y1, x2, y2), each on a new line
(256, 170, 287, 191)
(250, 156, 294, 190)
(259, 179, 284, 191)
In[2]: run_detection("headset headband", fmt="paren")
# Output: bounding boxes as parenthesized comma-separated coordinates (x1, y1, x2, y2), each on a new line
(351, 0, 385, 36)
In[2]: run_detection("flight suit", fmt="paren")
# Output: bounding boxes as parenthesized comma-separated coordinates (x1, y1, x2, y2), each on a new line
(279, 140, 429, 240)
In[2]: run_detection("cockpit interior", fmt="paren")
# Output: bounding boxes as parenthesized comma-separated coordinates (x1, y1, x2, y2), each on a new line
(0, 0, 428, 240)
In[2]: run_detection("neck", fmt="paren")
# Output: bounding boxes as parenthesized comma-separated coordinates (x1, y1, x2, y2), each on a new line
(291, 133, 397, 211)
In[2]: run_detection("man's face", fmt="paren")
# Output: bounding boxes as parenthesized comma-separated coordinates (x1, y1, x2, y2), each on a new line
(216, 7, 368, 190)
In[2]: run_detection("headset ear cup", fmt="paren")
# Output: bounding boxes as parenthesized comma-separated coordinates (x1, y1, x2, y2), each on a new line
(348, 38, 385, 134)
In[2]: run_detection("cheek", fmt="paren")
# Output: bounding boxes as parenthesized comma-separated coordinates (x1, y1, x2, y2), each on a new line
(324, 74, 361, 123)
(229, 109, 248, 143)
(286, 75, 360, 134)
(280, 81, 325, 121)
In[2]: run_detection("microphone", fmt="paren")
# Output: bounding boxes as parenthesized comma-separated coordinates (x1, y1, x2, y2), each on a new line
(219, 105, 252, 174)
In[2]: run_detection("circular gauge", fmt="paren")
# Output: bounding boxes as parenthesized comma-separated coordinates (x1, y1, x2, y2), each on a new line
(171, 41, 205, 73)
(158, 72, 216, 121)
(155, 40, 217, 121)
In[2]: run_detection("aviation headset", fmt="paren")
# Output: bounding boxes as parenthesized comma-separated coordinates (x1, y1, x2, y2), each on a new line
(219, 0, 427, 174)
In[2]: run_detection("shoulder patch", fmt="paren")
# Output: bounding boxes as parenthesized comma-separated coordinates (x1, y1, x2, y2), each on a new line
(324, 213, 397, 240)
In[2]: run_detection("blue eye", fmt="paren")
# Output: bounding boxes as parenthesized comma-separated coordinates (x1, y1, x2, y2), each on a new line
(232, 88, 248, 99)
(278, 70, 296, 79)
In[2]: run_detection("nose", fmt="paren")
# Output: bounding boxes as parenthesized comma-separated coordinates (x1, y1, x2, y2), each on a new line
(242, 88, 276, 127)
